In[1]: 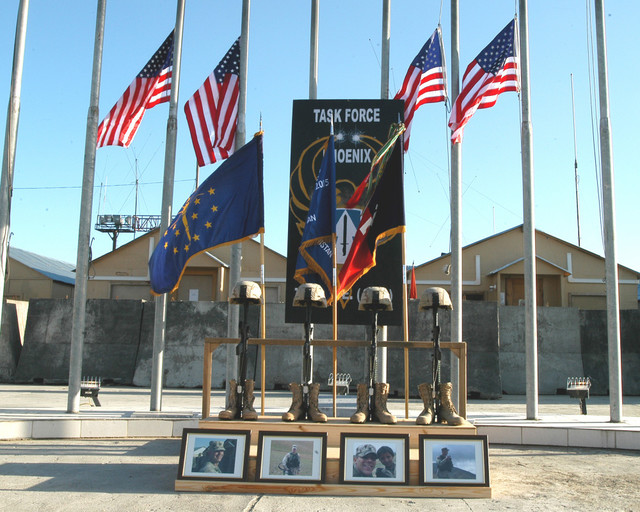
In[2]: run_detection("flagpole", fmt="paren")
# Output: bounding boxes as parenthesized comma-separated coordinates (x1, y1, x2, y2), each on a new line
(227, 0, 251, 399)
(450, 0, 462, 412)
(402, 234, 410, 419)
(594, 0, 622, 422)
(309, 0, 319, 100)
(260, 232, 266, 415)
(375, 0, 391, 391)
(332, 233, 338, 417)
(150, 0, 185, 412)
(66, 0, 104, 414)
(518, 0, 539, 421)
(0, 0, 28, 340)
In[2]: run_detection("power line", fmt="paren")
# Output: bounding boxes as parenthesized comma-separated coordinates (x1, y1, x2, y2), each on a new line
(14, 178, 193, 191)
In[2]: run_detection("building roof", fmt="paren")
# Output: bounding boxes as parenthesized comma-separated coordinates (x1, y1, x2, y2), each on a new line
(9, 247, 76, 285)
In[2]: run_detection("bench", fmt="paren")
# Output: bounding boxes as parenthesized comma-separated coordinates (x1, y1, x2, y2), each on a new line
(567, 377, 591, 414)
(327, 372, 352, 395)
(80, 377, 102, 406)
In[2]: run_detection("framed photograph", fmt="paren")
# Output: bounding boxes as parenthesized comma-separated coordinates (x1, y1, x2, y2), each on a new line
(256, 431, 327, 483)
(419, 435, 490, 486)
(177, 428, 250, 481)
(339, 433, 409, 485)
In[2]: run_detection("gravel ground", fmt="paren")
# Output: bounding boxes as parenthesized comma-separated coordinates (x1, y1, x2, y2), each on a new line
(0, 438, 638, 511)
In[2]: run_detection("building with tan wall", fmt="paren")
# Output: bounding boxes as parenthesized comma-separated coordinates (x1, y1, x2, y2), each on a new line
(87, 229, 286, 302)
(5, 247, 75, 300)
(411, 225, 639, 309)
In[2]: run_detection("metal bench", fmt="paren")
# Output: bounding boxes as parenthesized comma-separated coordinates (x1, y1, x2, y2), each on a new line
(327, 372, 352, 395)
(80, 377, 102, 407)
(567, 377, 591, 414)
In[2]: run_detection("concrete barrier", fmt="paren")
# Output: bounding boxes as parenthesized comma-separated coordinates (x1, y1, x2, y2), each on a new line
(7, 298, 640, 396)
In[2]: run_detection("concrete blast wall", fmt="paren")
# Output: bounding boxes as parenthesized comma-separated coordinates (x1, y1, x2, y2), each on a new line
(6, 298, 640, 396)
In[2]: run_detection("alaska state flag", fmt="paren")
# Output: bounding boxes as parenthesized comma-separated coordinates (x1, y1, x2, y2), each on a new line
(149, 133, 264, 294)
(337, 124, 406, 298)
(293, 134, 336, 303)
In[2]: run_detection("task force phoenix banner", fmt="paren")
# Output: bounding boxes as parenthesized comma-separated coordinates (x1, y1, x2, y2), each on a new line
(285, 99, 404, 326)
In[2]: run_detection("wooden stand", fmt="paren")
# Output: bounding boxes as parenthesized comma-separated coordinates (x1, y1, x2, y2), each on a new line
(175, 339, 491, 498)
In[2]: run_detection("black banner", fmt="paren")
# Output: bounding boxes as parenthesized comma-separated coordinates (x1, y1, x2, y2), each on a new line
(285, 99, 404, 326)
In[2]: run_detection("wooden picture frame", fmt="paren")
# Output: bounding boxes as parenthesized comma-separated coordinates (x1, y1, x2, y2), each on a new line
(339, 433, 409, 485)
(255, 431, 327, 483)
(419, 435, 490, 486)
(177, 428, 250, 481)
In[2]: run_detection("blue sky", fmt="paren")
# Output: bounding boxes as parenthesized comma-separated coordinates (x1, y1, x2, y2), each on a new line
(1, 1, 638, 275)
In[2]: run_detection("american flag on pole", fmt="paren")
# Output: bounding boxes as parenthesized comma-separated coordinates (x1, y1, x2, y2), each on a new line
(394, 27, 447, 152)
(97, 31, 174, 148)
(184, 38, 240, 166)
(449, 18, 519, 144)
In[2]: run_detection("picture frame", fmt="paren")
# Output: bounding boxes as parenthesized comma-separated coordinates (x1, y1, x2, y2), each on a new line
(177, 428, 250, 481)
(339, 433, 409, 485)
(419, 435, 490, 486)
(256, 431, 327, 483)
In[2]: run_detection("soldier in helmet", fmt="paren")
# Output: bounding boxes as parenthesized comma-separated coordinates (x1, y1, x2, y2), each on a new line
(195, 440, 226, 473)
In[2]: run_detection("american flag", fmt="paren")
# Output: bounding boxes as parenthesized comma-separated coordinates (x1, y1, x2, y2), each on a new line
(394, 28, 446, 152)
(184, 38, 240, 166)
(97, 31, 173, 148)
(449, 19, 519, 144)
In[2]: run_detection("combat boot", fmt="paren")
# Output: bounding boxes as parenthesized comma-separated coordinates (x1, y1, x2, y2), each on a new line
(241, 379, 259, 421)
(416, 382, 435, 425)
(282, 382, 305, 421)
(438, 381, 464, 426)
(373, 382, 397, 424)
(307, 382, 328, 422)
(218, 379, 240, 420)
(350, 383, 369, 423)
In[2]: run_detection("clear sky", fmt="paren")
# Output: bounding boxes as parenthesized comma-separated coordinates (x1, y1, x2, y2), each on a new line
(1, 1, 638, 276)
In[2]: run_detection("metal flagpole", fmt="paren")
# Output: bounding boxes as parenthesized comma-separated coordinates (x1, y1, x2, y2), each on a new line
(67, 0, 105, 413)
(226, 0, 250, 397)
(450, 0, 462, 410)
(377, 0, 390, 391)
(309, 0, 319, 100)
(0, 0, 29, 338)
(518, 1, 539, 421)
(150, 0, 186, 411)
(594, 0, 622, 423)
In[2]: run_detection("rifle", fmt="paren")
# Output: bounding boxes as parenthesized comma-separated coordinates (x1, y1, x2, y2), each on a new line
(301, 294, 313, 416)
(368, 309, 379, 422)
(431, 292, 442, 423)
(229, 281, 262, 419)
(235, 298, 251, 418)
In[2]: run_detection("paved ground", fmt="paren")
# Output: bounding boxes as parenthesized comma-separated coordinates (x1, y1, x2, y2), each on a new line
(0, 386, 639, 511)
(0, 438, 638, 511)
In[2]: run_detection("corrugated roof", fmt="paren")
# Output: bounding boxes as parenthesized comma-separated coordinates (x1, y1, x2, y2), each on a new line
(9, 247, 76, 285)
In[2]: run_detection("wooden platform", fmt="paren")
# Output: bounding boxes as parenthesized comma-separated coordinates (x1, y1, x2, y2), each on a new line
(175, 418, 491, 497)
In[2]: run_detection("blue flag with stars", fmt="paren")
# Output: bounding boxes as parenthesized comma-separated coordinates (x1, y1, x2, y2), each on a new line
(149, 133, 264, 294)
(293, 134, 336, 303)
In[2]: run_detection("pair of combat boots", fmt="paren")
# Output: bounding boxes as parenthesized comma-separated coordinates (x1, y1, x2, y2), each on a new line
(282, 382, 327, 422)
(416, 381, 464, 425)
(218, 379, 258, 420)
(350, 382, 396, 424)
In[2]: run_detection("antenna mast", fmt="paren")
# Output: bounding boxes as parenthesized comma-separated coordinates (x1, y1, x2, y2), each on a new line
(571, 73, 582, 246)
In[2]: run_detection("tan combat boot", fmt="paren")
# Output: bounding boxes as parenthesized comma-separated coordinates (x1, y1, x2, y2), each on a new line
(307, 382, 328, 422)
(241, 379, 259, 421)
(350, 383, 369, 423)
(282, 382, 305, 421)
(416, 382, 434, 425)
(373, 382, 397, 424)
(438, 382, 464, 426)
(218, 379, 240, 420)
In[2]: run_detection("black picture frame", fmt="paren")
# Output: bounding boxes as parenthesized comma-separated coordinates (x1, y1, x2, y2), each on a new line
(177, 428, 250, 481)
(339, 433, 409, 485)
(255, 431, 327, 483)
(419, 434, 490, 486)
